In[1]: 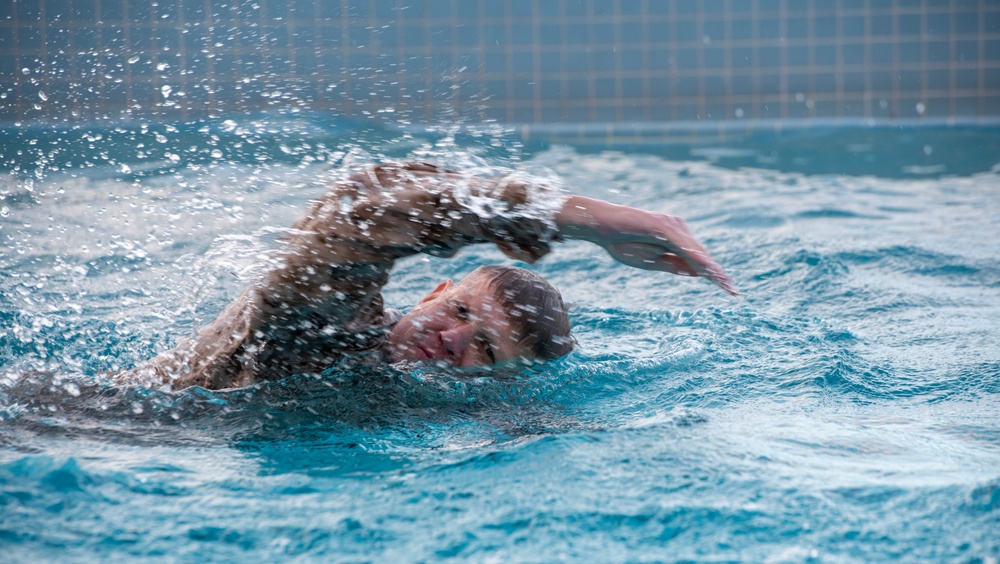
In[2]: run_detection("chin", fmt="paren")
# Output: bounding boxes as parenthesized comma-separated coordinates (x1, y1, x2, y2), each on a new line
(392, 349, 420, 363)
(387, 344, 408, 363)
(387, 338, 424, 363)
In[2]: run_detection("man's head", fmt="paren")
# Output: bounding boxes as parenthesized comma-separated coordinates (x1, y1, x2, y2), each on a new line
(388, 266, 572, 367)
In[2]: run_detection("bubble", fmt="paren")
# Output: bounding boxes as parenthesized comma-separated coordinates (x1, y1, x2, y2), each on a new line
(63, 382, 81, 397)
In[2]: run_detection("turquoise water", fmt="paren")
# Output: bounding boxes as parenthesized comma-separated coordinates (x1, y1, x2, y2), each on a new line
(2, 118, 999, 561)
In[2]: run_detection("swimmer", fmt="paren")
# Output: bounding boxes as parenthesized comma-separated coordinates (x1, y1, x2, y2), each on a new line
(116, 162, 737, 390)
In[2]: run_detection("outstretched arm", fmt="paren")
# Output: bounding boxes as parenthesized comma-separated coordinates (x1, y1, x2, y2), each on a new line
(555, 196, 738, 295)
(265, 164, 736, 333)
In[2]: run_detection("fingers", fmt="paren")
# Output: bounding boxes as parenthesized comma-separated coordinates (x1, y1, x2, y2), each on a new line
(653, 216, 740, 296)
(698, 259, 740, 296)
(660, 253, 698, 277)
(667, 245, 740, 296)
(607, 243, 695, 275)
(663, 254, 739, 296)
(607, 241, 740, 296)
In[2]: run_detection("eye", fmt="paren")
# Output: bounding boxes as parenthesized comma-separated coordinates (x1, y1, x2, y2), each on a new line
(478, 337, 497, 365)
(449, 300, 469, 320)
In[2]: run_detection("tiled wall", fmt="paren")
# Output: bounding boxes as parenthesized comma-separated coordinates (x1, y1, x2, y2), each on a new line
(3, 0, 999, 125)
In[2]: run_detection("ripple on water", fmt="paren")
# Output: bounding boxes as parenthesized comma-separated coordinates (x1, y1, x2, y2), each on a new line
(1, 132, 999, 560)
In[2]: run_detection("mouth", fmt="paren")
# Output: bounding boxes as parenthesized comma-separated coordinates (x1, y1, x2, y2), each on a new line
(415, 345, 433, 361)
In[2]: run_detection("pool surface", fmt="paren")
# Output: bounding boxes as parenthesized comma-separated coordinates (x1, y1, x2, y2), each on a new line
(1, 118, 999, 561)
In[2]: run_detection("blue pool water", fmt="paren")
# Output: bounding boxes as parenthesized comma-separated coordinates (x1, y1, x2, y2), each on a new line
(1, 118, 999, 561)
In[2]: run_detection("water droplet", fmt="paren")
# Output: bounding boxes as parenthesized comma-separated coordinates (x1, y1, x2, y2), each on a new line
(21, 68, 30, 75)
(160, 85, 172, 98)
(38, 91, 48, 102)
(1, 206, 9, 217)
(915, 102, 926, 115)
(128, 55, 140, 64)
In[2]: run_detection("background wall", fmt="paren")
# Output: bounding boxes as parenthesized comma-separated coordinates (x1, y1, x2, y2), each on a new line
(2, 0, 999, 126)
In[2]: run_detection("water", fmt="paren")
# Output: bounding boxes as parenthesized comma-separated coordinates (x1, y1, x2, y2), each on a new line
(1, 118, 999, 561)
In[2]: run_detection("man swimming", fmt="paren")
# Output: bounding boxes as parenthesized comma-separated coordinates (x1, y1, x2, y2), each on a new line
(117, 162, 737, 390)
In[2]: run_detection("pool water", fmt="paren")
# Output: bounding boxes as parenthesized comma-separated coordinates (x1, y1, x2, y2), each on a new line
(1, 118, 999, 561)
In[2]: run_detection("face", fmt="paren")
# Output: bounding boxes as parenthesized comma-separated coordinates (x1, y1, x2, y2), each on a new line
(388, 275, 532, 367)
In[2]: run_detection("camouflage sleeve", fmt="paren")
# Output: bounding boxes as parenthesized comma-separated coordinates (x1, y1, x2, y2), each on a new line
(256, 162, 568, 328)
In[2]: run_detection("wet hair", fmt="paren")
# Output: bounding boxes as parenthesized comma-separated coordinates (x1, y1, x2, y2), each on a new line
(471, 265, 573, 360)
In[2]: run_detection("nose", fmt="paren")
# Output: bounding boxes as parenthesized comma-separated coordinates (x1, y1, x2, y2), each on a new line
(439, 326, 473, 364)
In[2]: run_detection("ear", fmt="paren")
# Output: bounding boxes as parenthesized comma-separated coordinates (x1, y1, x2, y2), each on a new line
(418, 279, 453, 304)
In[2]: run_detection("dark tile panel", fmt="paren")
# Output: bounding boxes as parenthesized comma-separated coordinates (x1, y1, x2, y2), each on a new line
(4, 0, 1000, 123)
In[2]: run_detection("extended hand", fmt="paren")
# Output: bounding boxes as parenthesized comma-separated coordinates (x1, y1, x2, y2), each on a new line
(557, 196, 739, 296)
